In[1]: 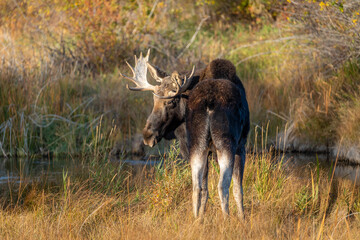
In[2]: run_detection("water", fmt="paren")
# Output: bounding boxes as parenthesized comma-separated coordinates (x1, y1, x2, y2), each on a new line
(0, 157, 76, 184)
(282, 153, 360, 184)
(0, 153, 359, 185)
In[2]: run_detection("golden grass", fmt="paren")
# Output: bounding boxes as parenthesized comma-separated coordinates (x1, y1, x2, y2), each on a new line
(1, 151, 359, 239)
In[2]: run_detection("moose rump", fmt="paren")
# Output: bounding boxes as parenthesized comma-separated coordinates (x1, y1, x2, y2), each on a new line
(187, 79, 248, 219)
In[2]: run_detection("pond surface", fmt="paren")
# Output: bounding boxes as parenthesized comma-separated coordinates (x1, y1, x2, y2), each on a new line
(0, 153, 359, 185)
(281, 153, 360, 185)
(0, 157, 77, 184)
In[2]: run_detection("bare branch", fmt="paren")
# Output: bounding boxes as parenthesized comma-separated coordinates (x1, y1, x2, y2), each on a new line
(176, 17, 209, 60)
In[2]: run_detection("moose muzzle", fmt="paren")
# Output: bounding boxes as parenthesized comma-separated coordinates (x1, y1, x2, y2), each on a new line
(142, 124, 158, 148)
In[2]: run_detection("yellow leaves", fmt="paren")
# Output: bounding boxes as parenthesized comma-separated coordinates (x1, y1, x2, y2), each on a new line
(287, 0, 291, 3)
(205, 0, 216, 5)
(319, 1, 326, 11)
(319, 1, 332, 11)
(352, 12, 359, 25)
(196, 0, 215, 6)
(158, 1, 164, 8)
(314, 1, 330, 11)
(27, 5, 34, 14)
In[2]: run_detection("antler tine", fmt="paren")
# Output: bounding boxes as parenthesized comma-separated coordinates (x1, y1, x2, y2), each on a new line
(145, 49, 150, 60)
(125, 61, 135, 76)
(188, 65, 195, 79)
(120, 60, 138, 88)
(173, 65, 195, 95)
(147, 63, 163, 83)
(120, 49, 157, 92)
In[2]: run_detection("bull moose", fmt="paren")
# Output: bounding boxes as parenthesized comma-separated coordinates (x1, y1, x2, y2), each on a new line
(120, 50, 249, 219)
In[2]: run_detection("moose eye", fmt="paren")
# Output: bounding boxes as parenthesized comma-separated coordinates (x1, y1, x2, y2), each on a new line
(166, 99, 177, 108)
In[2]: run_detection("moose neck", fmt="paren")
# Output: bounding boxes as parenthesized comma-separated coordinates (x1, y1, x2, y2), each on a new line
(179, 95, 188, 121)
(171, 95, 190, 160)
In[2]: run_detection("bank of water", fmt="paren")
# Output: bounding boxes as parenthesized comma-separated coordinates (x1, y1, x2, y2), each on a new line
(0, 153, 359, 185)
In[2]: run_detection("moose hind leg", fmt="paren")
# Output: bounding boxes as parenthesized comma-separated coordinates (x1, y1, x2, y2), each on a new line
(199, 158, 209, 218)
(217, 150, 234, 217)
(190, 151, 208, 219)
(233, 145, 246, 220)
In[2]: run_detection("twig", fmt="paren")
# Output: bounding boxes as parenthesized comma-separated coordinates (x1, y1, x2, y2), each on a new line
(225, 35, 310, 57)
(236, 40, 291, 66)
(148, 44, 175, 61)
(235, 51, 273, 66)
(143, 0, 160, 31)
(0, 141, 8, 159)
(176, 17, 209, 60)
(267, 110, 290, 122)
(77, 199, 113, 235)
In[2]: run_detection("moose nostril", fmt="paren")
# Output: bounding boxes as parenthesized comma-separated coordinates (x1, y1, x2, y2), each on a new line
(144, 121, 152, 130)
(142, 128, 153, 138)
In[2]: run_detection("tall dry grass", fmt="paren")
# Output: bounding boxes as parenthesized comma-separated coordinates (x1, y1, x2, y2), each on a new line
(1, 0, 359, 158)
(1, 144, 360, 239)
(277, 0, 360, 158)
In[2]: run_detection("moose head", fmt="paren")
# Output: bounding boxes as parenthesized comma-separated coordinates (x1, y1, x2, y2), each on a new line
(120, 50, 195, 147)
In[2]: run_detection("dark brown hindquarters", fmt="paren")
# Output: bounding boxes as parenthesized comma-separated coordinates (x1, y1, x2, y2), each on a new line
(186, 79, 248, 218)
(187, 79, 246, 156)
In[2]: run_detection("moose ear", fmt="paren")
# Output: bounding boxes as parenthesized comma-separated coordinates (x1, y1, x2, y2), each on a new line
(167, 90, 177, 97)
(147, 63, 166, 82)
(171, 71, 182, 85)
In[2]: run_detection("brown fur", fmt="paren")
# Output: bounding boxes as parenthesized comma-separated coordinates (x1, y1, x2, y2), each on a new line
(200, 59, 236, 82)
(188, 80, 244, 111)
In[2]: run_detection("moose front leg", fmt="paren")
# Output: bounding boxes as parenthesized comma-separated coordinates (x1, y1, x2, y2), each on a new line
(174, 123, 189, 160)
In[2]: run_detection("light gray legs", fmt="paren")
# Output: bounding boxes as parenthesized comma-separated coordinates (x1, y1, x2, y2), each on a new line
(190, 151, 208, 219)
(191, 148, 245, 220)
(233, 146, 246, 220)
(199, 159, 209, 218)
(217, 151, 234, 217)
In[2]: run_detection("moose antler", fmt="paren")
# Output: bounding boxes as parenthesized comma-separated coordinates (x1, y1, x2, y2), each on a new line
(121, 49, 195, 98)
(120, 49, 156, 92)
(154, 66, 195, 99)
